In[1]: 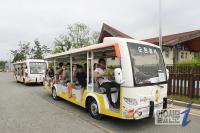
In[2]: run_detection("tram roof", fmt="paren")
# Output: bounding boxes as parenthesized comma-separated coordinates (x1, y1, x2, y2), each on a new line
(44, 42, 115, 60)
(12, 59, 45, 65)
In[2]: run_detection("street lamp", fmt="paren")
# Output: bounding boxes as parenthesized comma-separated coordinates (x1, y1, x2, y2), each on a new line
(159, 0, 162, 51)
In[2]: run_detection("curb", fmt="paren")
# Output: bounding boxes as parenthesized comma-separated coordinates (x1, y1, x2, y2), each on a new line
(167, 99, 200, 110)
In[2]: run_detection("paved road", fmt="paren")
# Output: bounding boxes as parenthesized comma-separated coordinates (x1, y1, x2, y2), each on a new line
(0, 72, 200, 133)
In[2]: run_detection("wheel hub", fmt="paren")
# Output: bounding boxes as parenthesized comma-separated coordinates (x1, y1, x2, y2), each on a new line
(91, 103, 98, 115)
(53, 89, 56, 98)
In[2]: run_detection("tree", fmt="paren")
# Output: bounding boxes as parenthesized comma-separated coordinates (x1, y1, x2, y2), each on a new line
(0, 60, 6, 70)
(12, 52, 25, 63)
(19, 41, 31, 58)
(91, 31, 100, 44)
(52, 22, 99, 53)
(11, 41, 30, 62)
(32, 39, 50, 59)
(53, 35, 72, 53)
(42, 45, 51, 57)
(11, 39, 50, 61)
(52, 47, 63, 54)
(67, 22, 91, 48)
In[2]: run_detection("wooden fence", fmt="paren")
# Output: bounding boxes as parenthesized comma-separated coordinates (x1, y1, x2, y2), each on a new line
(167, 65, 200, 98)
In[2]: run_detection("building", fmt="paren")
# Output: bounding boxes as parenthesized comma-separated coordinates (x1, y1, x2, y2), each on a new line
(98, 23, 132, 43)
(144, 30, 200, 65)
(98, 23, 200, 65)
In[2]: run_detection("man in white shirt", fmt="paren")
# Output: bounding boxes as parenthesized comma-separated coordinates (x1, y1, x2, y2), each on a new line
(94, 58, 120, 108)
(94, 58, 111, 85)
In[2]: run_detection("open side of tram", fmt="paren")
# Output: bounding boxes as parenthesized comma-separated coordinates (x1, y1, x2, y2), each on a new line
(43, 37, 169, 120)
(13, 59, 47, 84)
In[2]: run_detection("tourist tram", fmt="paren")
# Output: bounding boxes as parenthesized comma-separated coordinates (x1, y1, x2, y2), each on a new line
(43, 37, 169, 120)
(13, 59, 47, 84)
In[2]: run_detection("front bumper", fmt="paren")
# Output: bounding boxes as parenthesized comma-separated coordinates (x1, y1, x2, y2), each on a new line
(133, 97, 167, 120)
(26, 77, 44, 83)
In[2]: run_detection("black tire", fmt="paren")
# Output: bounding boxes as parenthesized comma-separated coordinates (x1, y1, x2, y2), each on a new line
(52, 88, 58, 100)
(88, 98, 103, 120)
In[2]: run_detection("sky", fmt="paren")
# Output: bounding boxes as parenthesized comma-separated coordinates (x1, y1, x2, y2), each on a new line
(0, 0, 199, 60)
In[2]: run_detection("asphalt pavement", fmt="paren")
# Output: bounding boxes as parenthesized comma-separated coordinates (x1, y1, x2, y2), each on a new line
(0, 72, 200, 133)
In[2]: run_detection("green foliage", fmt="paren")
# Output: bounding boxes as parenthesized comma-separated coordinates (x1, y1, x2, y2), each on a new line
(176, 59, 200, 67)
(11, 39, 50, 62)
(52, 47, 64, 54)
(31, 39, 43, 59)
(11, 41, 30, 62)
(53, 22, 100, 53)
(12, 52, 25, 63)
(194, 52, 200, 59)
(0, 60, 6, 70)
(11, 22, 100, 58)
(91, 31, 100, 44)
(68, 22, 91, 48)
(42, 45, 51, 57)
(32, 39, 51, 59)
(168, 95, 200, 104)
(53, 35, 71, 54)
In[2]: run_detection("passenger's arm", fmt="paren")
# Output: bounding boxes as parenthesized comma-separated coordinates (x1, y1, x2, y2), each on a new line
(95, 72, 102, 81)
(95, 71, 110, 80)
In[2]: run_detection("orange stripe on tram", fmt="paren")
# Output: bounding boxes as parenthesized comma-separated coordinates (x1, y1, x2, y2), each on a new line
(114, 43, 121, 57)
(67, 82, 72, 98)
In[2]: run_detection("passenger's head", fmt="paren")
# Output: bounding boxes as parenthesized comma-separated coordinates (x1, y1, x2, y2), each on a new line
(98, 58, 106, 69)
(77, 65, 83, 72)
(66, 63, 70, 69)
(59, 62, 63, 68)
(62, 64, 67, 70)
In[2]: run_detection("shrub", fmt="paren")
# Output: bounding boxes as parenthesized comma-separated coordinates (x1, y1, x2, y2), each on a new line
(176, 59, 200, 67)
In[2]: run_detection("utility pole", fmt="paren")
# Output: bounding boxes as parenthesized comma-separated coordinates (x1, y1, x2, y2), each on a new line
(159, 0, 162, 51)
(9, 53, 11, 72)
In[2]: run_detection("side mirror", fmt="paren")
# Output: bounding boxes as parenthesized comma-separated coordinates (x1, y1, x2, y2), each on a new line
(166, 69, 169, 80)
(114, 68, 124, 84)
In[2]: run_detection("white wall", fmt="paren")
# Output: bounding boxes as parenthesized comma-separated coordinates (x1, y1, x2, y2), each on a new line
(178, 50, 195, 62)
(162, 47, 174, 65)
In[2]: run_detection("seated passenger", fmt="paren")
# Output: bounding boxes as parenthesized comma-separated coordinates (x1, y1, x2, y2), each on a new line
(83, 63, 87, 76)
(46, 66, 54, 87)
(76, 65, 86, 88)
(94, 58, 111, 84)
(63, 63, 71, 84)
(72, 64, 78, 83)
(21, 66, 24, 76)
(61, 63, 72, 98)
(94, 58, 120, 108)
(55, 62, 63, 82)
(48, 67, 54, 78)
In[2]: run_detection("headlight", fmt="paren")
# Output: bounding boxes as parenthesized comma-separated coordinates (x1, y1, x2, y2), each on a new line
(123, 97, 138, 106)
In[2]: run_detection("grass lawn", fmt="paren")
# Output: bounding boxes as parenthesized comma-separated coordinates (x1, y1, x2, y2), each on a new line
(168, 95, 200, 104)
